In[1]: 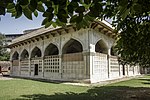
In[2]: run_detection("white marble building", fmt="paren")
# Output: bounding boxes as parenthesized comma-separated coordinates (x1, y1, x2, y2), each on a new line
(8, 20, 140, 83)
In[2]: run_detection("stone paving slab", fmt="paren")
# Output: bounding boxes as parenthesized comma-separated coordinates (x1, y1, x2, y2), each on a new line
(0, 76, 13, 80)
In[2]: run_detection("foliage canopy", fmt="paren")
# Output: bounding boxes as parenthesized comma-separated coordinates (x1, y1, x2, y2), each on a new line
(0, 0, 150, 66)
(0, 33, 10, 61)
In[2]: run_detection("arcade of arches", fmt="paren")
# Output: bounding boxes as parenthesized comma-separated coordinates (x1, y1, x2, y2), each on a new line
(10, 22, 140, 83)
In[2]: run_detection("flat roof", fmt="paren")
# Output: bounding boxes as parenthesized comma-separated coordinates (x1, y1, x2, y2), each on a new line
(8, 20, 116, 48)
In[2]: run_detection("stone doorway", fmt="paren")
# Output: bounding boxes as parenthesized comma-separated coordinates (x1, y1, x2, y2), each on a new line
(123, 65, 125, 75)
(34, 64, 38, 75)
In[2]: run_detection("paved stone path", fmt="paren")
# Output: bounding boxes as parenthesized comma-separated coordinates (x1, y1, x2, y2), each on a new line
(0, 74, 13, 80)
(63, 75, 143, 87)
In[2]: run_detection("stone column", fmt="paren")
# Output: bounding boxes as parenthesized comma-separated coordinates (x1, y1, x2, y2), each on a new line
(42, 56, 44, 77)
(19, 57, 21, 76)
(127, 65, 129, 76)
(59, 36, 63, 79)
(85, 43, 96, 83)
(82, 51, 90, 79)
(133, 66, 135, 75)
(10, 60, 13, 76)
(119, 64, 122, 77)
(107, 48, 111, 78)
(89, 44, 95, 76)
(29, 58, 31, 76)
(59, 55, 62, 79)
(138, 65, 140, 75)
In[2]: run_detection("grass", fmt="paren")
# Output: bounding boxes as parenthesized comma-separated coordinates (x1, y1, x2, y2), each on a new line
(0, 75, 150, 100)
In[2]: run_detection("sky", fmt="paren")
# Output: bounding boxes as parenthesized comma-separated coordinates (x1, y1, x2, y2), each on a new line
(0, 13, 44, 34)
(0, 13, 112, 34)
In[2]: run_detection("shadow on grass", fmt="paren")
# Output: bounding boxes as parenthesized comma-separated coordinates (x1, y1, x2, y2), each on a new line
(14, 86, 150, 100)
(138, 78, 150, 85)
(9, 76, 66, 84)
(138, 78, 150, 81)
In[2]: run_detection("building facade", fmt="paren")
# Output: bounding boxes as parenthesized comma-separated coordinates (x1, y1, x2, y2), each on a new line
(4, 33, 23, 52)
(5, 33, 23, 45)
(9, 21, 140, 83)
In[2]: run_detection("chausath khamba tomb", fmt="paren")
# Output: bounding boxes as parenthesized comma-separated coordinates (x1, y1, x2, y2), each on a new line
(9, 20, 140, 83)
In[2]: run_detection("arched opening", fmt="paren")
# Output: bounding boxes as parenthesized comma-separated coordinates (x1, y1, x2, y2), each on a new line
(31, 47, 42, 58)
(12, 51, 19, 60)
(21, 49, 29, 60)
(95, 40, 108, 54)
(12, 51, 19, 68)
(44, 44, 59, 74)
(62, 39, 83, 54)
(44, 43, 59, 56)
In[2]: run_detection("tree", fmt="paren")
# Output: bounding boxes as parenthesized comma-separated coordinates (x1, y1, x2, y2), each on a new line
(0, 33, 10, 61)
(0, 0, 150, 66)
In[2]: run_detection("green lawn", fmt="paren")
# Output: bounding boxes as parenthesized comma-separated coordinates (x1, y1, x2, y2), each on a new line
(0, 75, 150, 100)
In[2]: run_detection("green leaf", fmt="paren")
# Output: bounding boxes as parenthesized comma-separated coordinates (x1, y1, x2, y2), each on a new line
(7, 3, 15, 9)
(84, 0, 91, 4)
(84, 14, 94, 22)
(7, 8, 16, 13)
(43, 12, 50, 17)
(119, 0, 128, 6)
(45, 21, 52, 28)
(41, 0, 47, 3)
(57, 14, 67, 23)
(23, 7, 32, 20)
(82, 19, 90, 27)
(58, 9, 67, 17)
(95, 3, 102, 11)
(42, 18, 48, 25)
(88, 3, 102, 17)
(52, 0, 59, 5)
(19, 0, 29, 6)
(47, 7, 54, 13)
(76, 14, 83, 23)
(57, 9, 68, 23)
(93, 0, 99, 3)
(37, 4, 45, 12)
(58, 0, 67, 9)
(121, 9, 129, 20)
(75, 6, 85, 13)
(72, 0, 80, 2)
(133, 4, 142, 13)
(44, 1, 52, 7)
(15, 11, 22, 18)
(48, 13, 54, 21)
(119, 6, 126, 15)
(70, 15, 78, 23)
(67, 4, 74, 14)
(76, 22, 83, 30)
(56, 19, 66, 27)
(11, 12, 16, 17)
(89, 6, 99, 17)
(34, 10, 38, 17)
(70, 1, 79, 8)
(106, 1, 111, 5)
(43, 8, 54, 17)
(52, 22, 57, 28)
(28, 0, 37, 12)
(15, 4, 22, 18)
(0, 7, 5, 15)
